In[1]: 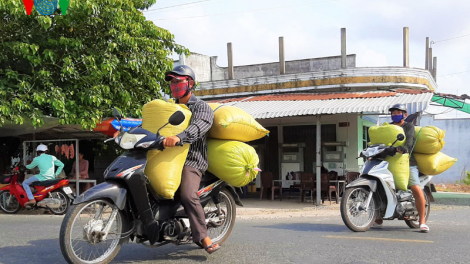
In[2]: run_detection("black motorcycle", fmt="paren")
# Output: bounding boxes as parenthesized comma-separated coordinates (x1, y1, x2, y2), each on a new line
(59, 109, 242, 264)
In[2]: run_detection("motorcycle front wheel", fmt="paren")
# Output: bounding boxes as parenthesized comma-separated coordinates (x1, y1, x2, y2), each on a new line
(341, 187, 378, 232)
(60, 199, 128, 264)
(0, 190, 21, 214)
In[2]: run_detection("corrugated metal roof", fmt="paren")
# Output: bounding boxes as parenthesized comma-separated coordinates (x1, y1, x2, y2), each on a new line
(212, 90, 433, 119)
(210, 89, 431, 104)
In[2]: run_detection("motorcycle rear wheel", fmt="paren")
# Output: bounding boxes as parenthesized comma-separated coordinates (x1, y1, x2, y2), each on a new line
(0, 190, 21, 214)
(60, 199, 127, 264)
(48, 190, 70, 215)
(341, 187, 378, 232)
(405, 192, 430, 228)
(195, 189, 236, 247)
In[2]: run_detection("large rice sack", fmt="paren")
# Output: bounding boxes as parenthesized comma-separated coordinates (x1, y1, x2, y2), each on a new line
(414, 152, 457, 176)
(208, 103, 269, 142)
(207, 139, 260, 187)
(386, 153, 410, 191)
(142, 100, 192, 199)
(368, 123, 406, 147)
(413, 126, 445, 154)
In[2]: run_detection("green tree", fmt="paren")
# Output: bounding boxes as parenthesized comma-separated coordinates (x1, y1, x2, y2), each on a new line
(0, 0, 187, 129)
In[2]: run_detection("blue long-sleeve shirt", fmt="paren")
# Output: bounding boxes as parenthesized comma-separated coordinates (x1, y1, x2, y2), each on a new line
(25, 154, 64, 181)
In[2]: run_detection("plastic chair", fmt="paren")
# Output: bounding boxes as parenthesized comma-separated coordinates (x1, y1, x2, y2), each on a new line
(299, 173, 316, 203)
(346, 172, 360, 184)
(321, 173, 338, 204)
(259, 172, 282, 201)
(289, 171, 302, 198)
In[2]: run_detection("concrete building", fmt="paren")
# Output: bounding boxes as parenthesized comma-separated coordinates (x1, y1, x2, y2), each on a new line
(177, 29, 439, 204)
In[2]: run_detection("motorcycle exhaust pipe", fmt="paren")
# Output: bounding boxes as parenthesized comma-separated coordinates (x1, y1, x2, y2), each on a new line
(37, 198, 62, 209)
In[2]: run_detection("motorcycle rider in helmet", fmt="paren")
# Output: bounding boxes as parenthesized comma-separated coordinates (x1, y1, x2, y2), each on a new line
(374, 104, 429, 233)
(24, 144, 64, 206)
(162, 65, 220, 253)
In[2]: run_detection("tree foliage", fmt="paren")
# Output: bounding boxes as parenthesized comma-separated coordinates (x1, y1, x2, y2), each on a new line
(0, 0, 187, 129)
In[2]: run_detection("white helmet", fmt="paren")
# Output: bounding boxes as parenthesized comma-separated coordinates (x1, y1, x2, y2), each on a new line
(36, 144, 48, 152)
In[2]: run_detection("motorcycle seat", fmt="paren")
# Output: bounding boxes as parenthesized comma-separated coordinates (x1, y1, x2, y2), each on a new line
(31, 178, 63, 186)
(201, 172, 218, 183)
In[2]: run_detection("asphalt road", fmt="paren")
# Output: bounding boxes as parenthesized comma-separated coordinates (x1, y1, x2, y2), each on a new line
(0, 206, 469, 264)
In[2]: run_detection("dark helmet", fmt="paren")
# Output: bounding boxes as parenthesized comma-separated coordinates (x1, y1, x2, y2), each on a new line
(164, 65, 196, 88)
(388, 103, 407, 113)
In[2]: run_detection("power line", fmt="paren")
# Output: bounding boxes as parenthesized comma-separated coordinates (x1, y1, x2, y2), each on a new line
(143, 0, 214, 13)
(431, 33, 470, 45)
(438, 70, 470, 77)
(151, 0, 346, 21)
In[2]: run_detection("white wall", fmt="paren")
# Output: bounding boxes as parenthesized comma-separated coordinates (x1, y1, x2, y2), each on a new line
(419, 115, 470, 183)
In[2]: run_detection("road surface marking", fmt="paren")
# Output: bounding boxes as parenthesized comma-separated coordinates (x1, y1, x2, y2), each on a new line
(325, 235, 433, 243)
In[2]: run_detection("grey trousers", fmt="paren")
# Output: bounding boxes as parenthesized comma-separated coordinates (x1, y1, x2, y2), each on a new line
(180, 166, 207, 243)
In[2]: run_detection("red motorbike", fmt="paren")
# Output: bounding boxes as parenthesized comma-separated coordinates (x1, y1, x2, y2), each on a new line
(0, 167, 74, 215)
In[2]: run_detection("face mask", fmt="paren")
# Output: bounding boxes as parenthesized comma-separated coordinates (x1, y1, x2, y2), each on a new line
(170, 79, 190, 99)
(391, 114, 403, 123)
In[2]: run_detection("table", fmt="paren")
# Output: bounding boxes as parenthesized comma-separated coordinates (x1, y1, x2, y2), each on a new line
(273, 180, 300, 189)
(68, 179, 97, 186)
(329, 180, 346, 196)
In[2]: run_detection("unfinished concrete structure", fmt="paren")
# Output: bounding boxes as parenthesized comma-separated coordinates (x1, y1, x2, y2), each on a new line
(176, 28, 438, 204)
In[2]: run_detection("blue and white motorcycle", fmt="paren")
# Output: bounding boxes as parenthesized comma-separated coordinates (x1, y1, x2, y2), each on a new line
(340, 134, 434, 232)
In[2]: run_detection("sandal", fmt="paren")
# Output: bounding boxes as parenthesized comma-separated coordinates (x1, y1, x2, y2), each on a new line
(420, 224, 430, 233)
(204, 243, 220, 254)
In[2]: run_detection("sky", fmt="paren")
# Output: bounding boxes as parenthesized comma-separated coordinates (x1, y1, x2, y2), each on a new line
(143, 0, 470, 96)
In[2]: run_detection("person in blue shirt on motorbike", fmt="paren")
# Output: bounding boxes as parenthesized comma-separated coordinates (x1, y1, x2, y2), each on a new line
(24, 144, 64, 206)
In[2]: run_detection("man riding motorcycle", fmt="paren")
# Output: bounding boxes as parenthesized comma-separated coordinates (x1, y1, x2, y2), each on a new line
(163, 65, 220, 254)
(24, 144, 65, 206)
(374, 104, 429, 233)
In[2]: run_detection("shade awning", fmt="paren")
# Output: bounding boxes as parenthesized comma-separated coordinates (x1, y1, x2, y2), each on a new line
(431, 95, 470, 114)
(210, 90, 433, 119)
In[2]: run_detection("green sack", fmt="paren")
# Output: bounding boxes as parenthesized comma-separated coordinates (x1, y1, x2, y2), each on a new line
(207, 139, 260, 187)
(368, 123, 406, 147)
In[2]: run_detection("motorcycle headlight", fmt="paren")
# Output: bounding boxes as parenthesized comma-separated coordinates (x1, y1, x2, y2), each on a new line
(119, 133, 147, 149)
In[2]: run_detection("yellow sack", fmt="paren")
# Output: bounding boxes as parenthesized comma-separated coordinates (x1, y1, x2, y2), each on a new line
(207, 139, 260, 187)
(413, 126, 445, 154)
(386, 153, 410, 191)
(414, 152, 457, 176)
(368, 123, 405, 147)
(208, 103, 269, 142)
(142, 99, 192, 199)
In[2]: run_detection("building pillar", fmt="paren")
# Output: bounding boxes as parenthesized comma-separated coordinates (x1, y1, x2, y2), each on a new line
(403, 27, 409, 67)
(425, 37, 429, 70)
(227, 42, 234, 80)
(279, 37, 285, 74)
(341, 28, 347, 69)
(316, 116, 321, 205)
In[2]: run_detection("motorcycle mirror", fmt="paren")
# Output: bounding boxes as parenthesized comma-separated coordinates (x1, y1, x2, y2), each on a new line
(112, 108, 124, 132)
(112, 108, 122, 121)
(168, 111, 185, 126)
(397, 133, 405, 141)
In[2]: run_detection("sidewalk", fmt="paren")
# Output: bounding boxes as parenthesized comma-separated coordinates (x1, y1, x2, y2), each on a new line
(433, 191, 470, 206)
(237, 192, 341, 220)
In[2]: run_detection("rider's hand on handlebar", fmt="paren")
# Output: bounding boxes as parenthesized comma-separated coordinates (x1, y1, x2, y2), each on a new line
(396, 147, 404, 154)
(163, 136, 181, 148)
